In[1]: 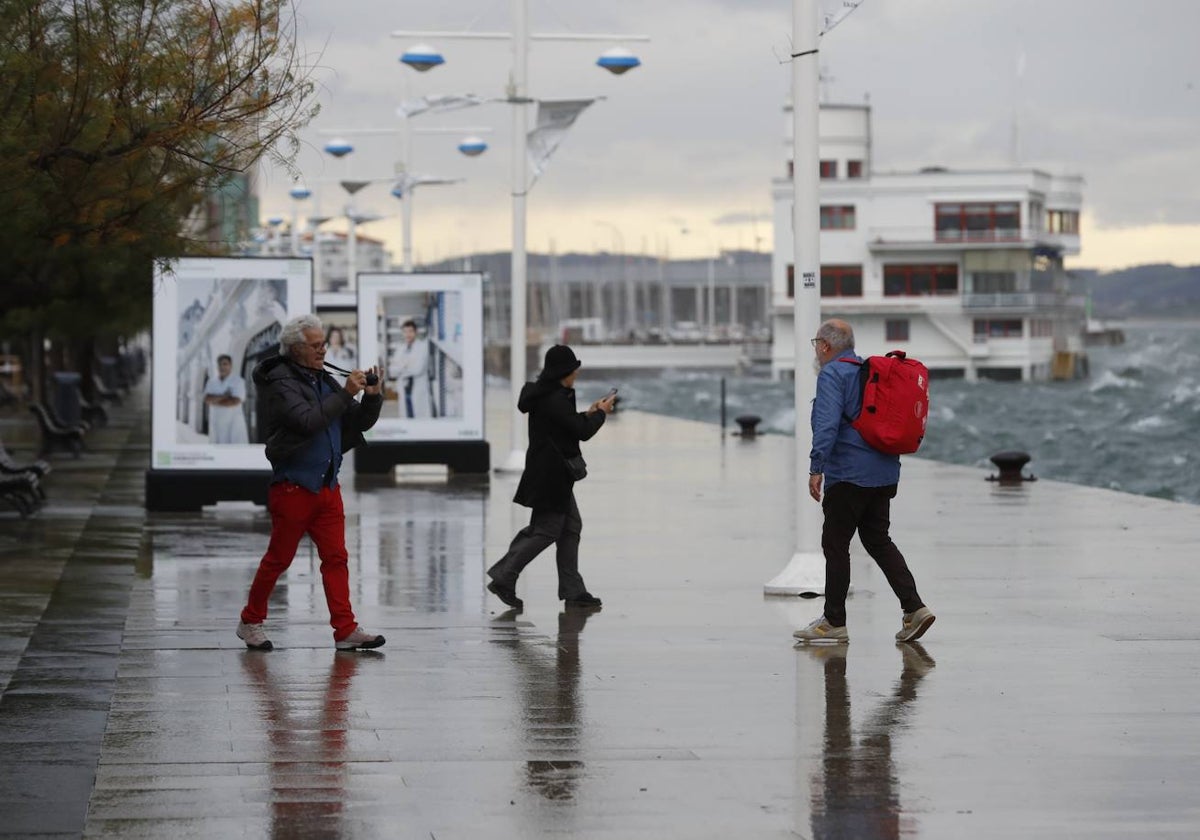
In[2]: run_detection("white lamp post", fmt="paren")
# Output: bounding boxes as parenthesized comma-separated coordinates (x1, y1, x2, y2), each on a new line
(323, 139, 359, 292)
(288, 184, 311, 256)
(321, 121, 488, 272)
(393, 4, 647, 474)
(765, 0, 825, 596)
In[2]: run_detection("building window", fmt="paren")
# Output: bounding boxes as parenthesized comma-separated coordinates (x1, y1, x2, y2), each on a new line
(885, 319, 910, 342)
(1047, 209, 1080, 234)
(973, 318, 1023, 339)
(821, 265, 862, 297)
(935, 203, 1021, 241)
(820, 160, 837, 179)
(820, 205, 856, 230)
(883, 264, 959, 296)
(847, 160, 864, 179)
(1031, 319, 1054, 338)
(971, 271, 1018, 294)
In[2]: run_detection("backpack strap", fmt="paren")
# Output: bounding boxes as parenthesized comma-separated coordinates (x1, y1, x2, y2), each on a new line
(836, 357, 869, 423)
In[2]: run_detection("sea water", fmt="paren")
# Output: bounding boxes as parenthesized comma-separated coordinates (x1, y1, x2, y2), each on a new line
(577, 322, 1200, 505)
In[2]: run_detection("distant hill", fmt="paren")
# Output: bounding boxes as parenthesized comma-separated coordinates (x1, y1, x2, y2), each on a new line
(1073, 264, 1200, 318)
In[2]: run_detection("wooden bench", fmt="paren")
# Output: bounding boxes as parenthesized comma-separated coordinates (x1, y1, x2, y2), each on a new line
(91, 374, 123, 406)
(0, 439, 51, 482)
(77, 390, 109, 428)
(0, 473, 42, 517)
(29, 403, 84, 457)
(0, 380, 19, 409)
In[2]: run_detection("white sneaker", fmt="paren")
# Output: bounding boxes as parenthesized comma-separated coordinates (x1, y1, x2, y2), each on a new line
(896, 606, 936, 642)
(792, 616, 849, 644)
(236, 621, 273, 651)
(335, 626, 386, 650)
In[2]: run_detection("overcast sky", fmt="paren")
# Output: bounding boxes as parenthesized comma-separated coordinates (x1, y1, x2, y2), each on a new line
(258, 0, 1200, 270)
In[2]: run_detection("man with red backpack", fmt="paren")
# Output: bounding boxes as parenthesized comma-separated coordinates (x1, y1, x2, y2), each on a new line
(792, 319, 935, 645)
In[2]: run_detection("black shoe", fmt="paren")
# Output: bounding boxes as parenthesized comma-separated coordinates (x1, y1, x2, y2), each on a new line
(564, 593, 602, 608)
(487, 579, 524, 609)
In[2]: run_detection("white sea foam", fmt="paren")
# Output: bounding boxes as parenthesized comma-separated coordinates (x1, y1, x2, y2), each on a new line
(1130, 415, 1167, 432)
(1089, 370, 1141, 392)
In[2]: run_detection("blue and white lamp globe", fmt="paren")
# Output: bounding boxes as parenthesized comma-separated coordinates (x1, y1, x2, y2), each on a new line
(267, 216, 284, 226)
(323, 138, 354, 158)
(289, 185, 312, 200)
(457, 136, 488, 157)
(596, 47, 641, 75)
(400, 44, 445, 72)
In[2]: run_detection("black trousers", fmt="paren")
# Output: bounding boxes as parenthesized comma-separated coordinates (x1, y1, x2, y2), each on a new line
(821, 482, 924, 626)
(487, 493, 587, 600)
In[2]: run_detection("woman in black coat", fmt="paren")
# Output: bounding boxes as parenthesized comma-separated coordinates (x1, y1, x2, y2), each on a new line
(487, 345, 616, 610)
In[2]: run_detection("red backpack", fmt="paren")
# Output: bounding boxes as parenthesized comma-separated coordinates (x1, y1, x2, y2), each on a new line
(839, 350, 930, 455)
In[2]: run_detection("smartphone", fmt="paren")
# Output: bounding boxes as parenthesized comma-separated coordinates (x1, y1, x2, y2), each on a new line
(604, 387, 619, 400)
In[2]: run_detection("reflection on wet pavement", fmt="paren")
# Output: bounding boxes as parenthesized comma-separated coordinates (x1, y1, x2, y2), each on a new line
(492, 606, 601, 803)
(804, 643, 935, 839)
(241, 650, 377, 839)
(6, 389, 1200, 837)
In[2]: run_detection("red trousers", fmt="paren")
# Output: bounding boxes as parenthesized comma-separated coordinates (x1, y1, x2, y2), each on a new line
(240, 482, 357, 641)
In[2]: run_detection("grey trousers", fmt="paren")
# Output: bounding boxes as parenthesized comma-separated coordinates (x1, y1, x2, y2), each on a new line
(488, 494, 587, 600)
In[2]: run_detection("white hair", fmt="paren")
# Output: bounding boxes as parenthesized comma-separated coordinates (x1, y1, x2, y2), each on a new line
(817, 320, 855, 353)
(279, 314, 323, 356)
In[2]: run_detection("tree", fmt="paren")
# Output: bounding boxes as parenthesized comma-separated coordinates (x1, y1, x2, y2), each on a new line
(0, 0, 318, 396)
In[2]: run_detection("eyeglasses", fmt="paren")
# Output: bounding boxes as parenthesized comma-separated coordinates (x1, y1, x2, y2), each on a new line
(810, 338, 825, 348)
(304, 341, 328, 352)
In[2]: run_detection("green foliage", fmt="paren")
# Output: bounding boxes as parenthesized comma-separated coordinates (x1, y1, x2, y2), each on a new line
(0, 0, 318, 343)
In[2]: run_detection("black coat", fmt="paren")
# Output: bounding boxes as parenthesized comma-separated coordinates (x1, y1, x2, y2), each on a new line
(512, 379, 605, 513)
(253, 355, 383, 466)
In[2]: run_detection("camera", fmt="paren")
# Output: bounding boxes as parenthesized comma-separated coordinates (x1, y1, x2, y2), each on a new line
(365, 372, 379, 387)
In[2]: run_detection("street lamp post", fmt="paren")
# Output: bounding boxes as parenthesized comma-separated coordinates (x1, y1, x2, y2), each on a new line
(393, 3, 647, 473)
(288, 184, 311, 256)
(595, 220, 629, 336)
(765, 0, 825, 596)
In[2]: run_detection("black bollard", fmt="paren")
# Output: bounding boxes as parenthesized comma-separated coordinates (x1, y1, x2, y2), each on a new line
(734, 414, 761, 438)
(987, 450, 1036, 484)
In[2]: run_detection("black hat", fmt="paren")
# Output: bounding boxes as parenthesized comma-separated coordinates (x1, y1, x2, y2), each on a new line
(538, 344, 581, 381)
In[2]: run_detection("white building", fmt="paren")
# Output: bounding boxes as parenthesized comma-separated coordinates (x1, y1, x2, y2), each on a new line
(772, 104, 1086, 381)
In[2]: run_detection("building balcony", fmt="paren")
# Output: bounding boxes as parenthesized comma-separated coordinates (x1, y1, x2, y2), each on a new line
(962, 293, 1087, 311)
(865, 226, 1077, 254)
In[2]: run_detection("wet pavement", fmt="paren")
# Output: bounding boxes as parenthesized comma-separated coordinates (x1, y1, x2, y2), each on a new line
(2, 385, 1200, 838)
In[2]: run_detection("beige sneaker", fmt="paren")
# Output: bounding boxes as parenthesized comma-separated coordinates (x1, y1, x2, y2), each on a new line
(335, 626, 386, 650)
(896, 606, 936, 642)
(236, 621, 273, 651)
(792, 616, 849, 644)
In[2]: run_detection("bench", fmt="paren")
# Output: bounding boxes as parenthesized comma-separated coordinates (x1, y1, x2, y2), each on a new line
(91, 374, 122, 406)
(79, 393, 109, 428)
(0, 439, 51, 482)
(29, 403, 84, 457)
(0, 380, 20, 409)
(0, 473, 43, 517)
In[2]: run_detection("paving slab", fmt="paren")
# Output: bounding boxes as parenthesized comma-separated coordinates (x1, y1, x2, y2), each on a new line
(2, 387, 1200, 838)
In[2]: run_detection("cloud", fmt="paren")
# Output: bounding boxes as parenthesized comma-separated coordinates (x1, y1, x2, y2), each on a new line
(258, 0, 1200, 268)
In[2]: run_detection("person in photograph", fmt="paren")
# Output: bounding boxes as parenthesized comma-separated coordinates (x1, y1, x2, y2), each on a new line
(392, 319, 433, 418)
(325, 326, 357, 369)
(486, 345, 616, 611)
(235, 313, 386, 652)
(204, 354, 249, 444)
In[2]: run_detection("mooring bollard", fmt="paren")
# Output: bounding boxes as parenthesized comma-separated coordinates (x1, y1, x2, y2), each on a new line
(987, 450, 1036, 484)
(734, 414, 761, 438)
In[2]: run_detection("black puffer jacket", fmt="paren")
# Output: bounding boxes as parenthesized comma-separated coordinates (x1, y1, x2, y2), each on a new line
(253, 355, 383, 466)
(512, 379, 605, 513)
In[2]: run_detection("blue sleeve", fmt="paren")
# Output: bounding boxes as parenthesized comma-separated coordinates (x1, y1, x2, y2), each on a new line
(809, 366, 845, 474)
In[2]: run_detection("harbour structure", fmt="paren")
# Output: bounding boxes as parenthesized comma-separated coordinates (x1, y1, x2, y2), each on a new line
(771, 103, 1087, 381)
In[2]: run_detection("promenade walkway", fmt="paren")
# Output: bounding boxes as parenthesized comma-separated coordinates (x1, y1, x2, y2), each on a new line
(1, 383, 1199, 838)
